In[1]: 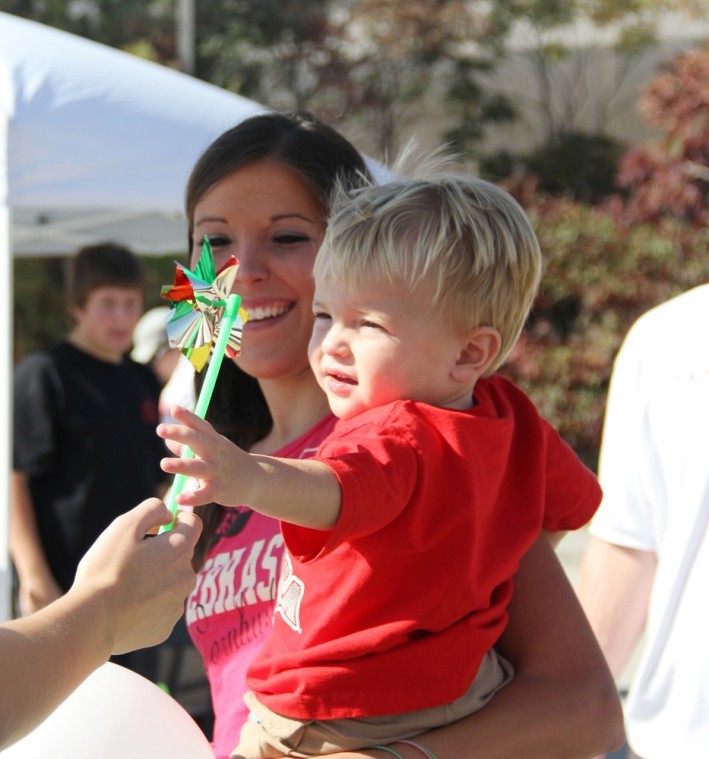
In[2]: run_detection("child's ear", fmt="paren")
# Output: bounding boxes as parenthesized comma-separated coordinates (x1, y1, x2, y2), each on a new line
(451, 327, 502, 383)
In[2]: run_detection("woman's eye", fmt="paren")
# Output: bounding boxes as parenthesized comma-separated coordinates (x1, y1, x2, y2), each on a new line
(205, 235, 231, 249)
(274, 232, 310, 245)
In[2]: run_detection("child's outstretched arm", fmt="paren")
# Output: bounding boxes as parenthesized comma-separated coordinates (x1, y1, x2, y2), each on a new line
(157, 406, 341, 530)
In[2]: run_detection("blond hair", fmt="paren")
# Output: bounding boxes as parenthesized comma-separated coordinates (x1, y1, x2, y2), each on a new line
(315, 169, 542, 374)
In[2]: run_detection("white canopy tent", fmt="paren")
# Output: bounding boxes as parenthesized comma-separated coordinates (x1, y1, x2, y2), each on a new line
(0, 11, 273, 619)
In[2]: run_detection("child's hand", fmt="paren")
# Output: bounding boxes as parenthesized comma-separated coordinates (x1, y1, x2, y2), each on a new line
(157, 406, 253, 508)
(159, 406, 341, 529)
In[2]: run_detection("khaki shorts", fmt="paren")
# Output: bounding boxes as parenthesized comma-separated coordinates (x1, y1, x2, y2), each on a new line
(231, 649, 514, 758)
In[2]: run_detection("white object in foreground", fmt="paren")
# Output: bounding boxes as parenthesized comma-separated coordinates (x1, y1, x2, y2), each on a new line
(3, 662, 213, 759)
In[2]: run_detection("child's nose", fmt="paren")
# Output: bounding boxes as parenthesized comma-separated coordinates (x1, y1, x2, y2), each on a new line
(321, 325, 350, 357)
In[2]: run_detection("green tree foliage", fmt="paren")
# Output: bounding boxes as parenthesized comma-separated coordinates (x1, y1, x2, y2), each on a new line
(498, 43, 709, 469)
(469, 0, 708, 199)
(499, 197, 707, 469)
(481, 130, 626, 203)
(326, 1, 516, 155)
(190, 1, 520, 157)
(1, 0, 178, 63)
(12, 257, 66, 361)
(5, 1, 704, 165)
(194, 0, 335, 112)
(525, 131, 625, 202)
(462, 0, 668, 146)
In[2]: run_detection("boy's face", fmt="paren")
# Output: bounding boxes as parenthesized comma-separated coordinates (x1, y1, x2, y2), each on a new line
(309, 273, 469, 421)
(70, 286, 143, 363)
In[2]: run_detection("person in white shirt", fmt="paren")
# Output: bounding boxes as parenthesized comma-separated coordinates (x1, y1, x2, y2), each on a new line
(577, 284, 709, 759)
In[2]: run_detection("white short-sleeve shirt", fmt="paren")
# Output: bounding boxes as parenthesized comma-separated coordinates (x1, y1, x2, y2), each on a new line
(590, 284, 709, 758)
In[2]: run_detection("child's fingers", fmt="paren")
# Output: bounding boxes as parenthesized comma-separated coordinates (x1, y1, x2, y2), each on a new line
(157, 422, 218, 460)
(161, 456, 208, 479)
(175, 481, 215, 508)
(159, 465, 212, 508)
(163, 438, 183, 457)
(157, 423, 208, 458)
(169, 405, 216, 432)
(157, 421, 194, 443)
(170, 476, 204, 508)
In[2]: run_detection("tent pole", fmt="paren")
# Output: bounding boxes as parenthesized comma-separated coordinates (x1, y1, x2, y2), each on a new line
(177, 0, 196, 75)
(0, 187, 11, 623)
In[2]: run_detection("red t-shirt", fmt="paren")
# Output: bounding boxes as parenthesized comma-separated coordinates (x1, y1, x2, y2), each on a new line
(186, 414, 337, 759)
(247, 376, 601, 719)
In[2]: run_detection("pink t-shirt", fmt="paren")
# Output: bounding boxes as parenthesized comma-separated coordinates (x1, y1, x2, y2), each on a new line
(186, 414, 337, 759)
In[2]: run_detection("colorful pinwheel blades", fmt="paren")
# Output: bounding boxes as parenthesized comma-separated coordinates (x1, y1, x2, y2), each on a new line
(161, 238, 248, 371)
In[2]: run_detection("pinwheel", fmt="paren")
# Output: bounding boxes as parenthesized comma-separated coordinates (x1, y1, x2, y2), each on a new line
(158, 238, 248, 532)
(161, 239, 248, 372)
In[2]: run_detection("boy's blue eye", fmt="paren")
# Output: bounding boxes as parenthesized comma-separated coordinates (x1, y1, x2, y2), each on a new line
(313, 312, 331, 320)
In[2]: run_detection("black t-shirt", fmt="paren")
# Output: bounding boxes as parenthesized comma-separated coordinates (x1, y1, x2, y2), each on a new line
(13, 341, 166, 589)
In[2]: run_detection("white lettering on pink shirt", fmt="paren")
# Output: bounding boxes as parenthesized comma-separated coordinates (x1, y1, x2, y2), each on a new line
(186, 534, 284, 627)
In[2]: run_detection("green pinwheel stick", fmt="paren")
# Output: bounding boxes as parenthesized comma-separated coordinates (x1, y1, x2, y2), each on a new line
(157, 238, 246, 534)
(158, 293, 241, 534)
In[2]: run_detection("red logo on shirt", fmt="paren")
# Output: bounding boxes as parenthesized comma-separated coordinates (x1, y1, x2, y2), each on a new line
(141, 399, 159, 425)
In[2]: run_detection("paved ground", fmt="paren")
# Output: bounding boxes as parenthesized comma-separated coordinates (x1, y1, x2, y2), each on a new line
(556, 524, 590, 586)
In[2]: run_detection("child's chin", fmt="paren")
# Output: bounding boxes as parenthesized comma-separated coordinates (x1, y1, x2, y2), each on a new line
(331, 403, 361, 422)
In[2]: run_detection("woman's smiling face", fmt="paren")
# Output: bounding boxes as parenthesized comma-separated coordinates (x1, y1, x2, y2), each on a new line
(191, 160, 326, 382)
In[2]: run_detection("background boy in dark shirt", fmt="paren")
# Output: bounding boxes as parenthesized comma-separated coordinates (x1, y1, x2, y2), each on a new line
(11, 243, 167, 679)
